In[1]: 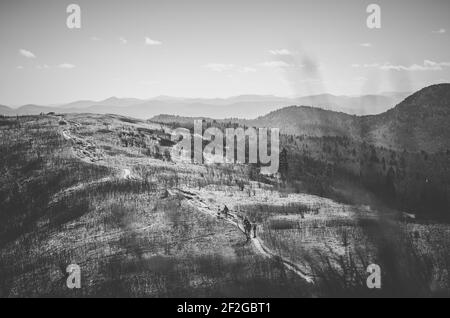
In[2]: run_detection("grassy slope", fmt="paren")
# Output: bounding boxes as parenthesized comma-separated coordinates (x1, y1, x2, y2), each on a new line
(1, 113, 449, 297)
(0, 114, 309, 297)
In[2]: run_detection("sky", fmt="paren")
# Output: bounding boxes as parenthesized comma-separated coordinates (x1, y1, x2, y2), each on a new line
(0, 0, 449, 106)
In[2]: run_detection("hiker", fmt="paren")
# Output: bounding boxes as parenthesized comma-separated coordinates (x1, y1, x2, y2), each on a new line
(243, 218, 251, 238)
(252, 223, 257, 238)
(222, 205, 229, 218)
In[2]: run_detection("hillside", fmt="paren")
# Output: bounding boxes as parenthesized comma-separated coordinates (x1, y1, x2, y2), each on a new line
(0, 114, 313, 297)
(243, 84, 450, 153)
(151, 84, 448, 153)
(362, 84, 450, 153)
(148, 85, 450, 220)
(0, 105, 11, 116)
(1, 113, 449, 297)
(151, 107, 361, 138)
(243, 106, 360, 138)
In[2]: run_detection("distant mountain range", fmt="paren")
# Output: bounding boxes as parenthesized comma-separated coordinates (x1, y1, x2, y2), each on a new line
(0, 92, 411, 119)
(152, 84, 450, 153)
(2, 85, 448, 152)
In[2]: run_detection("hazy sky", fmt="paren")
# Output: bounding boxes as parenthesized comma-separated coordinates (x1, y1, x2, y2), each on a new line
(0, 0, 449, 105)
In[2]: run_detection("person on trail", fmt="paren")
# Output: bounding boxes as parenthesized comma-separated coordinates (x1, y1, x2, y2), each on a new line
(222, 205, 229, 218)
(252, 223, 257, 238)
(243, 218, 251, 239)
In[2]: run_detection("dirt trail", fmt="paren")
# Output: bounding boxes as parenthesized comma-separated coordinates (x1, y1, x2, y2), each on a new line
(49, 176, 111, 205)
(52, 119, 138, 204)
(169, 188, 315, 283)
(61, 125, 103, 163)
(49, 167, 134, 205)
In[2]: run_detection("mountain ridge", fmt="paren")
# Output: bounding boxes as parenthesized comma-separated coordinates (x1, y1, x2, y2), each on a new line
(151, 84, 450, 153)
(0, 92, 411, 118)
(2, 84, 449, 152)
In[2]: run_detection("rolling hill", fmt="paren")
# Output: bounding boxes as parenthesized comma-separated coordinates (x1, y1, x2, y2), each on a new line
(3, 85, 448, 152)
(361, 84, 450, 152)
(0, 105, 11, 116)
(242, 106, 360, 138)
(152, 84, 450, 153)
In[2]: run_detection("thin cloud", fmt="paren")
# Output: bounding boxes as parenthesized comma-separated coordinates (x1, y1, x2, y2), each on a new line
(260, 60, 290, 68)
(145, 37, 162, 45)
(432, 28, 446, 34)
(352, 60, 450, 71)
(204, 63, 235, 72)
(352, 63, 379, 68)
(240, 67, 257, 73)
(16, 65, 24, 70)
(58, 63, 76, 69)
(119, 37, 127, 44)
(36, 64, 49, 70)
(269, 49, 294, 56)
(19, 49, 36, 59)
(90, 36, 101, 41)
(360, 43, 373, 47)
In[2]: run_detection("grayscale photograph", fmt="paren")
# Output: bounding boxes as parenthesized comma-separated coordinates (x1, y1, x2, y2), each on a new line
(0, 0, 449, 301)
